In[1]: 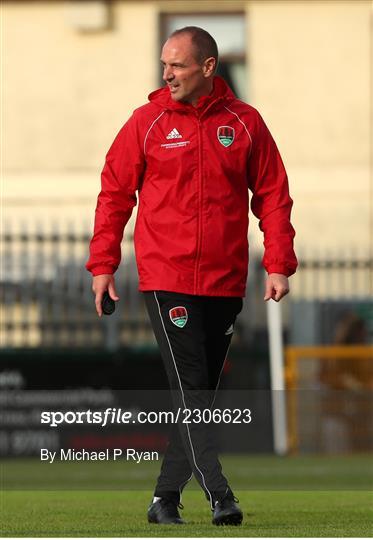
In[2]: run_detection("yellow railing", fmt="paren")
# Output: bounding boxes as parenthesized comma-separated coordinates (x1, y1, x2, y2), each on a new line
(284, 345, 373, 453)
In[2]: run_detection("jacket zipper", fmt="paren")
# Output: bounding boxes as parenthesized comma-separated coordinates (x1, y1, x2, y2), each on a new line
(193, 105, 219, 294)
(194, 115, 203, 294)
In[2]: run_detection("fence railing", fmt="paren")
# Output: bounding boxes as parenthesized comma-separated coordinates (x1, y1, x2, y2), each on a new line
(291, 255, 372, 300)
(1, 225, 372, 349)
(1, 225, 150, 349)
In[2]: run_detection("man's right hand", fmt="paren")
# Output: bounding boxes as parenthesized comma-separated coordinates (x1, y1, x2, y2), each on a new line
(92, 274, 119, 317)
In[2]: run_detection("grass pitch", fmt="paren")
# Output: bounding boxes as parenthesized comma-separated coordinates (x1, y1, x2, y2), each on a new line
(1, 455, 372, 537)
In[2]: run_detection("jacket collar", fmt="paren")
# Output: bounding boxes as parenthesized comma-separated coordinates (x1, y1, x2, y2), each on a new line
(148, 76, 235, 114)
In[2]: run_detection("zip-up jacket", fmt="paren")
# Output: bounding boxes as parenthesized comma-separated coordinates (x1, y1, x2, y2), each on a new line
(86, 77, 297, 296)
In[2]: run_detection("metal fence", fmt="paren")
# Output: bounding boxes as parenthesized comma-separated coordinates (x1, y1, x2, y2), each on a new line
(289, 254, 373, 346)
(1, 223, 149, 350)
(1, 223, 372, 350)
(291, 255, 372, 300)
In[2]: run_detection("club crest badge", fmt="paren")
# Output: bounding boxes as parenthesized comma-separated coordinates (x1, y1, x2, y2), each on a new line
(169, 306, 188, 328)
(217, 126, 235, 147)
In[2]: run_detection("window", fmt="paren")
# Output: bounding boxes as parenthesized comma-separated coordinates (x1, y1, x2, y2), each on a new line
(161, 13, 247, 99)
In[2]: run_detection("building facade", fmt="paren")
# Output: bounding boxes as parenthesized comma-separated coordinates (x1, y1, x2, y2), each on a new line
(3, 0, 372, 258)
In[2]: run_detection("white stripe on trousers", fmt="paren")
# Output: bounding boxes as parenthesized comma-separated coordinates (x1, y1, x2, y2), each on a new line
(178, 333, 231, 499)
(153, 291, 214, 509)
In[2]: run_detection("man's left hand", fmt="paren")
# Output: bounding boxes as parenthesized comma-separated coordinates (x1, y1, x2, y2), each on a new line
(264, 273, 290, 302)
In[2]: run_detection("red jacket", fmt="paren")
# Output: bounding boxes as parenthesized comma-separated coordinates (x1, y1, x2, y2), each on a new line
(86, 77, 297, 296)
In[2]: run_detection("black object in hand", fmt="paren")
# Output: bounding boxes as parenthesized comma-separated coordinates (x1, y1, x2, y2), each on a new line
(101, 291, 116, 315)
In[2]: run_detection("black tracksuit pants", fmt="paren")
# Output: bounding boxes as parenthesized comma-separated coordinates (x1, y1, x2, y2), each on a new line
(144, 290, 243, 508)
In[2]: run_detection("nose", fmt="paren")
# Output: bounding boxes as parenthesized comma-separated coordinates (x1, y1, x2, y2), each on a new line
(163, 65, 174, 82)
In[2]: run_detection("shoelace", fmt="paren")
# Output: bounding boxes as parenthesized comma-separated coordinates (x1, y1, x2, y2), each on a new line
(215, 494, 239, 507)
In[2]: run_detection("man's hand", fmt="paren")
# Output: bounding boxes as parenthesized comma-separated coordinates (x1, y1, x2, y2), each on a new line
(92, 274, 119, 317)
(264, 273, 289, 302)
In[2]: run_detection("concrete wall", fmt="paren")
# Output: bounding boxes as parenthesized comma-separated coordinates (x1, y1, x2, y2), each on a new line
(3, 1, 158, 227)
(248, 0, 371, 255)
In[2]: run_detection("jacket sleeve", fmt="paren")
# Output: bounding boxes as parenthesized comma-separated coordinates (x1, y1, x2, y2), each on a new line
(86, 113, 145, 276)
(247, 111, 298, 277)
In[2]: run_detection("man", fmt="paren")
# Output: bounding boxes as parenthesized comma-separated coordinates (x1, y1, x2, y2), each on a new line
(86, 26, 297, 526)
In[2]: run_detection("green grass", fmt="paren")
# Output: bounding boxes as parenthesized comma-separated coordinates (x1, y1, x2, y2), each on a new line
(2, 454, 373, 490)
(1, 490, 372, 537)
(1, 455, 373, 537)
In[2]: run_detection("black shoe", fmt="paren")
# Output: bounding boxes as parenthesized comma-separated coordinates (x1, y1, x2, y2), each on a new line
(212, 488, 243, 526)
(147, 498, 185, 524)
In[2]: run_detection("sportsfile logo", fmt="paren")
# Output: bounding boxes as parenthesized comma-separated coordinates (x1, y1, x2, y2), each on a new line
(40, 407, 252, 427)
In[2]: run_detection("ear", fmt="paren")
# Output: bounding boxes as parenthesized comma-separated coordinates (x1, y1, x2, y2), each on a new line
(203, 57, 216, 78)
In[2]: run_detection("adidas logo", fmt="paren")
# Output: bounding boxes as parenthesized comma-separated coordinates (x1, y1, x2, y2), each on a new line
(224, 324, 234, 335)
(166, 128, 182, 139)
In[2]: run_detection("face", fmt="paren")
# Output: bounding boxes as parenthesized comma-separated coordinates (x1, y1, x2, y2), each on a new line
(161, 34, 215, 105)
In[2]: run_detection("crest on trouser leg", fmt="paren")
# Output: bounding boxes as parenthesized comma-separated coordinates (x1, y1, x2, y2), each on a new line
(169, 306, 188, 328)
